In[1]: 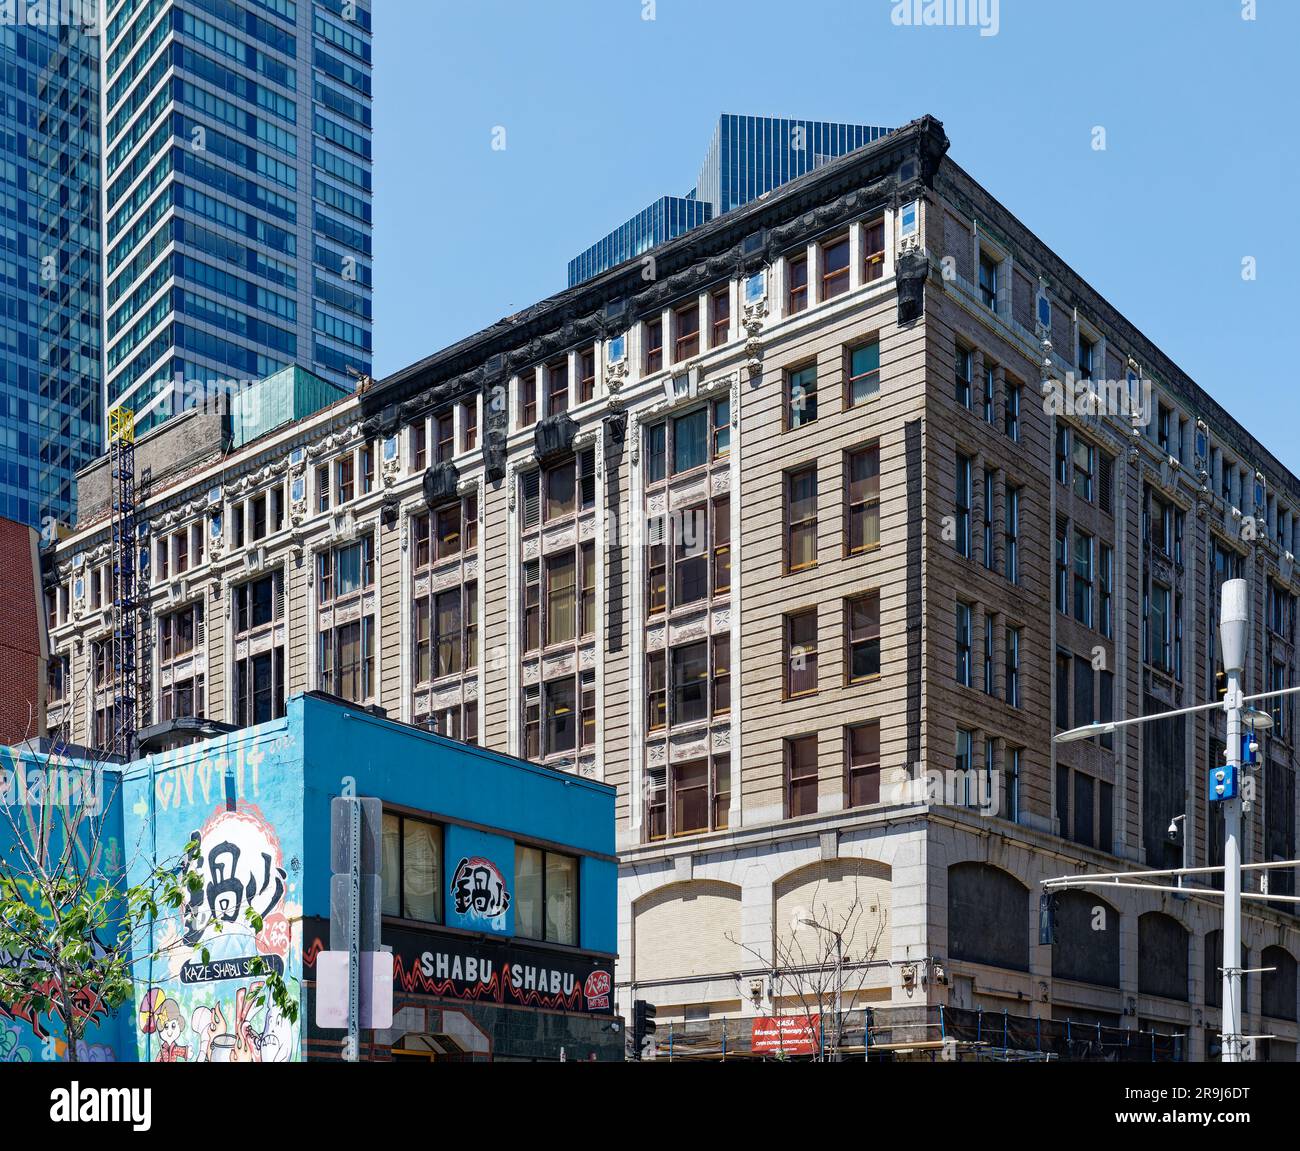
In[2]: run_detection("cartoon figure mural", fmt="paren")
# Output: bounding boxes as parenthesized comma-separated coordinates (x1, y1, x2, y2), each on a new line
(131, 791, 303, 1063)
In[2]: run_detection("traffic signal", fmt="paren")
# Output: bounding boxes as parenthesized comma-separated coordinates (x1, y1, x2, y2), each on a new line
(631, 999, 657, 1060)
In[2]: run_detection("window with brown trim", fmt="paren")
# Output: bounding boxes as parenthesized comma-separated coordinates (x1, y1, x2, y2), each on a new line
(673, 301, 699, 362)
(518, 370, 537, 427)
(787, 253, 808, 314)
(786, 465, 818, 572)
(846, 339, 880, 406)
(786, 735, 819, 817)
(847, 444, 881, 554)
(435, 411, 455, 463)
(644, 317, 663, 374)
(712, 494, 731, 594)
(712, 634, 731, 715)
(846, 721, 881, 807)
(846, 593, 881, 682)
(578, 348, 596, 403)
(863, 216, 885, 283)
(785, 609, 818, 697)
(787, 364, 818, 429)
(411, 422, 427, 471)
(821, 234, 850, 300)
(709, 286, 730, 347)
(546, 360, 569, 417)
(460, 399, 478, 452)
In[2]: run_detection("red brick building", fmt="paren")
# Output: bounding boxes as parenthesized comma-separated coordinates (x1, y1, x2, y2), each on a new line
(0, 516, 47, 746)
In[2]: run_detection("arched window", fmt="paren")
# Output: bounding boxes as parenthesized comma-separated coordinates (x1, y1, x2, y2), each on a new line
(948, 863, 1028, 971)
(1138, 912, 1188, 1001)
(1051, 891, 1120, 987)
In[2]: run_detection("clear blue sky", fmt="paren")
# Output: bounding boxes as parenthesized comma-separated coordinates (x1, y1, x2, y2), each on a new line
(373, 0, 1299, 474)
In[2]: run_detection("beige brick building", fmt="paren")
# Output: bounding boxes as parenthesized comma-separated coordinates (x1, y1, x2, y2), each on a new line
(44, 116, 1300, 1059)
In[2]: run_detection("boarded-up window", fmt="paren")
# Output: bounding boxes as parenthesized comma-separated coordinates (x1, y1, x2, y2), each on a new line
(774, 859, 891, 971)
(633, 881, 741, 983)
(948, 863, 1028, 971)
(1051, 891, 1119, 987)
(1138, 912, 1188, 1001)
(1262, 946, 1297, 1021)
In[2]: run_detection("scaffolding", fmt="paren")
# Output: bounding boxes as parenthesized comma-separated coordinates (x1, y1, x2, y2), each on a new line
(108, 406, 145, 758)
(647, 1004, 1183, 1063)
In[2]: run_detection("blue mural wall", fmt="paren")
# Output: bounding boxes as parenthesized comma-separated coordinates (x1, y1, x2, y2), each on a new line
(297, 692, 618, 954)
(0, 743, 130, 1062)
(3, 693, 617, 1061)
(120, 713, 306, 1063)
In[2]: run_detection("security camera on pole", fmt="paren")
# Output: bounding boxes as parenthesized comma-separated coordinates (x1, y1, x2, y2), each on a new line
(1218, 578, 1248, 1064)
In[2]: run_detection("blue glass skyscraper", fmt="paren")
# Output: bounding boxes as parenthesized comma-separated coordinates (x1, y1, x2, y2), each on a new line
(0, 12, 102, 529)
(103, 0, 373, 434)
(567, 113, 892, 286)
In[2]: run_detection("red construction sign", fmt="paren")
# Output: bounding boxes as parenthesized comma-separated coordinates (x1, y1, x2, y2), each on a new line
(751, 1014, 820, 1055)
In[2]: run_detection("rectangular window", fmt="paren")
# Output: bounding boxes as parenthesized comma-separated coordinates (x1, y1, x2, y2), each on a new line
(955, 345, 972, 408)
(846, 722, 881, 808)
(955, 602, 972, 687)
(846, 445, 881, 555)
(644, 317, 663, 374)
(381, 812, 443, 923)
(709, 286, 730, 347)
(1056, 516, 1070, 615)
(1073, 773, 1095, 847)
(646, 516, 666, 616)
(580, 542, 596, 637)
(1149, 582, 1172, 672)
(545, 552, 576, 646)
(673, 505, 708, 608)
(519, 370, 537, 426)
(983, 469, 995, 571)
(978, 251, 999, 310)
(712, 635, 731, 715)
(712, 396, 730, 458)
(787, 466, 818, 572)
(673, 408, 708, 474)
(233, 573, 280, 635)
(435, 411, 455, 462)
(786, 735, 818, 816)
(646, 650, 666, 732)
(982, 365, 995, 424)
(1006, 626, 1021, 707)
(434, 588, 462, 677)
(580, 671, 595, 749)
(787, 364, 817, 429)
(543, 676, 576, 754)
(846, 340, 880, 405)
(821, 234, 850, 300)
(1004, 747, 1021, 823)
(847, 593, 881, 682)
(411, 423, 428, 472)
(319, 617, 374, 703)
(1078, 333, 1095, 379)
(1072, 437, 1095, 502)
(336, 456, 355, 505)
(1100, 544, 1114, 638)
(712, 496, 731, 595)
(1004, 381, 1021, 441)
(1073, 530, 1094, 627)
(786, 609, 818, 697)
(546, 360, 569, 417)
(673, 301, 699, 362)
(645, 423, 667, 484)
(863, 216, 885, 282)
(1099, 669, 1114, 750)
(787, 253, 808, 314)
(955, 454, 972, 558)
(671, 640, 709, 725)
(460, 399, 478, 451)
(1055, 425, 1069, 487)
(983, 614, 995, 695)
(1005, 485, 1020, 585)
(672, 760, 709, 834)
(538, 462, 573, 524)
(523, 560, 540, 651)
(578, 349, 596, 404)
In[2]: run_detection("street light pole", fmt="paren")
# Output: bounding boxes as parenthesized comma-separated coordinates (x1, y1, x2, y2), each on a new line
(801, 917, 844, 1061)
(1220, 578, 1248, 1064)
